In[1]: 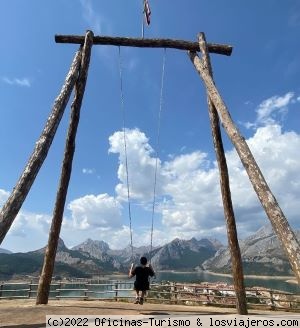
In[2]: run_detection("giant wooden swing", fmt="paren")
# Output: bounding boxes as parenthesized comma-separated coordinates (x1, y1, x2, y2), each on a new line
(0, 31, 299, 314)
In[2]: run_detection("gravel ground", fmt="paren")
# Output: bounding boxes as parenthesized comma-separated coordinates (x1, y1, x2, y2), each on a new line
(0, 299, 293, 328)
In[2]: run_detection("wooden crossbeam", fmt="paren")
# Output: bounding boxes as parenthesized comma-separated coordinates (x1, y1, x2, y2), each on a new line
(55, 34, 233, 56)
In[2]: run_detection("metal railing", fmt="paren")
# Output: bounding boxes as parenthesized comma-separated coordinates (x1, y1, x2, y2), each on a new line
(0, 281, 299, 311)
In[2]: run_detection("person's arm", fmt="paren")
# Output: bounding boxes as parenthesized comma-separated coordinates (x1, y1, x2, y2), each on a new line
(128, 263, 135, 278)
(148, 263, 155, 277)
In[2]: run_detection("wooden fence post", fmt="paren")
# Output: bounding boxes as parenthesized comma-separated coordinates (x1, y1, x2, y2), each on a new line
(188, 50, 300, 285)
(57, 281, 62, 300)
(170, 282, 178, 304)
(269, 290, 275, 310)
(85, 282, 89, 301)
(36, 30, 94, 305)
(28, 280, 32, 298)
(114, 282, 118, 301)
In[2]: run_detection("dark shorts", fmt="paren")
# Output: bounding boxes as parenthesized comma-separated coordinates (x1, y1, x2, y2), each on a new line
(134, 280, 150, 291)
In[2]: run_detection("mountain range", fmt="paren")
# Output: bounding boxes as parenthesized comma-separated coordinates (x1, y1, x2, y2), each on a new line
(0, 224, 299, 280)
(0, 247, 12, 254)
(202, 224, 300, 276)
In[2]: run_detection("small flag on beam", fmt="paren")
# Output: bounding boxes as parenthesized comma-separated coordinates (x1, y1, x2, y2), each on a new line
(144, 0, 151, 25)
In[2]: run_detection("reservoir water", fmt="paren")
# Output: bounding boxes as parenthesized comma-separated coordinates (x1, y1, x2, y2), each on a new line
(154, 271, 300, 294)
(1, 272, 299, 299)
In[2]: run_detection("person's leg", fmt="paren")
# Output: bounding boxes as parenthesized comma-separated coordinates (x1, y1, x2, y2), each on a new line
(139, 290, 146, 305)
(134, 290, 140, 304)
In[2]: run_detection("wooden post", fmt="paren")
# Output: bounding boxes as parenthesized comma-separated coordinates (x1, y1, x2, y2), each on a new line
(28, 281, 32, 298)
(0, 49, 82, 245)
(84, 282, 88, 301)
(198, 32, 248, 315)
(269, 290, 275, 310)
(57, 281, 62, 300)
(188, 50, 300, 284)
(36, 30, 94, 305)
(55, 34, 233, 56)
(170, 282, 178, 304)
(114, 282, 118, 301)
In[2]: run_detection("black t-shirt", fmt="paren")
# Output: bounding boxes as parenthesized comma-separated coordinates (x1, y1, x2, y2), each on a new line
(131, 266, 155, 290)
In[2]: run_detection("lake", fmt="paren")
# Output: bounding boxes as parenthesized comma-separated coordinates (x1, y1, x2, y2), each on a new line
(153, 271, 300, 294)
(1, 272, 299, 299)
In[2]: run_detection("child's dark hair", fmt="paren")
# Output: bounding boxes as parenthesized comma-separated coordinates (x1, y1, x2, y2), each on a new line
(140, 256, 147, 265)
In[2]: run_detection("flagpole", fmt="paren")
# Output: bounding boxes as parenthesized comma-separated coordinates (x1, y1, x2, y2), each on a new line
(142, 0, 145, 38)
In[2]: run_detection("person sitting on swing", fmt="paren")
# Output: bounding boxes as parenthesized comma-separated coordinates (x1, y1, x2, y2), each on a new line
(129, 256, 155, 305)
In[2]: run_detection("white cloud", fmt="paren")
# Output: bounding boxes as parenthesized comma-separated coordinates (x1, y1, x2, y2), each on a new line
(1, 189, 51, 251)
(0, 189, 10, 207)
(82, 168, 95, 174)
(223, 124, 300, 235)
(109, 128, 165, 202)
(1, 209, 52, 252)
(8, 211, 51, 238)
(243, 121, 256, 129)
(160, 151, 222, 235)
(104, 225, 132, 250)
(256, 92, 294, 125)
(1, 76, 31, 87)
(1, 192, 124, 252)
(67, 193, 122, 230)
(163, 151, 209, 176)
(247, 125, 300, 198)
(107, 123, 300, 244)
(244, 92, 298, 130)
(2, 93, 300, 251)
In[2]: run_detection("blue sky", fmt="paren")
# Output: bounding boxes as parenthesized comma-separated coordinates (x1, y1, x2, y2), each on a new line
(0, 0, 299, 252)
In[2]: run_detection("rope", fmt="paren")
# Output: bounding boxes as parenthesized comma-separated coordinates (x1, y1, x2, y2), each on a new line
(150, 48, 167, 260)
(118, 46, 134, 260)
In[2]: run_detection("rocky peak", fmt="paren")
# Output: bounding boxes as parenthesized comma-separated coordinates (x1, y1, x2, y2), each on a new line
(86, 238, 110, 251)
(150, 237, 220, 270)
(202, 224, 300, 276)
(71, 239, 111, 261)
(57, 238, 68, 251)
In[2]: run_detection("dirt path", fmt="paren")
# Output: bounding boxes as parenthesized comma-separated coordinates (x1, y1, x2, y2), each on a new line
(0, 299, 293, 328)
